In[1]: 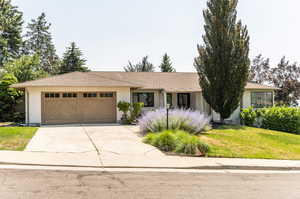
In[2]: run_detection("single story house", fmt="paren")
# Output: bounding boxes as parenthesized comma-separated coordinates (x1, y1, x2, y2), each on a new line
(11, 71, 277, 125)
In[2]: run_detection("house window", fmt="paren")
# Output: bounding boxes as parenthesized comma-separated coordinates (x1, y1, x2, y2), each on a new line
(62, 93, 77, 98)
(83, 93, 97, 98)
(100, 93, 113, 98)
(167, 93, 172, 106)
(251, 92, 273, 108)
(133, 93, 154, 107)
(45, 93, 60, 98)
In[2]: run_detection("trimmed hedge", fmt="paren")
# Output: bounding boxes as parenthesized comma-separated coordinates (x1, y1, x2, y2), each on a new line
(240, 106, 300, 134)
(261, 107, 300, 134)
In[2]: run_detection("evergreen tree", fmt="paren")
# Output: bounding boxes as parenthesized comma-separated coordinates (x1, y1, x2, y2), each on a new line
(194, 0, 250, 123)
(23, 13, 59, 74)
(0, 0, 23, 67)
(124, 56, 155, 72)
(159, 53, 175, 72)
(59, 42, 90, 74)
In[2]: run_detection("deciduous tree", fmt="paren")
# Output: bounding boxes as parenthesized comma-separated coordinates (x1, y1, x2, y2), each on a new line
(124, 56, 155, 72)
(249, 54, 271, 84)
(0, 73, 23, 121)
(4, 55, 48, 82)
(270, 57, 300, 106)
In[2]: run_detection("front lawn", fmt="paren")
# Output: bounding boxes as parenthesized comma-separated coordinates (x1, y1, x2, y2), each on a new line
(200, 125, 300, 160)
(0, 127, 38, 151)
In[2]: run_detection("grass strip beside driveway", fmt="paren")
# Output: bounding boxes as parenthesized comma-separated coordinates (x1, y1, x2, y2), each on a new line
(200, 125, 300, 160)
(0, 127, 38, 151)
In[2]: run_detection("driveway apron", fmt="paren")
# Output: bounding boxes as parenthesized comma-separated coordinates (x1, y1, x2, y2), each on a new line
(25, 126, 96, 153)
(84, 125, 164, 156)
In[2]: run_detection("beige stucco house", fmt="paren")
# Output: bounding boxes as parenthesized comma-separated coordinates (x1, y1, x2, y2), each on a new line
(11, 71, 277, 125)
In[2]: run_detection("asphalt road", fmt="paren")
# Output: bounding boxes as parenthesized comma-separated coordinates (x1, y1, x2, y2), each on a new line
(0, 168, 299, 199)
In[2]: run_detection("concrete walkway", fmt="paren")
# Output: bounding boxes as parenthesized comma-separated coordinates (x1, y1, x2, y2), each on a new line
(1, 150, 300, 170)
(0, 125, 299, 170)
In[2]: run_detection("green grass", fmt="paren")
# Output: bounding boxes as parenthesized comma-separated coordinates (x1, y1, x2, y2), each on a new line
(200, 125, 300, 160)
(0, 127, 38, 151)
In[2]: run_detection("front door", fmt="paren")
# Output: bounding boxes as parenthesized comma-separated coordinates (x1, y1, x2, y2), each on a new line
(177, 93, 190, 109)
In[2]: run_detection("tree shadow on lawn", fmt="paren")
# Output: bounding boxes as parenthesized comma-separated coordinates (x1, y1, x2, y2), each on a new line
(211, 123, 247, 130)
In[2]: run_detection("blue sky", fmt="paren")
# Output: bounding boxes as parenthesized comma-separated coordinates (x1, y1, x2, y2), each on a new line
(12, 0, 300, 72)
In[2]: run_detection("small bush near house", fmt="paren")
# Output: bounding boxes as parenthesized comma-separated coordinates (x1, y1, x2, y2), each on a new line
(261, 107, 300, 134)
(117, 101, 131, 123)
(240, 107, 257, 126)
(128, 102, 144, 123)
(139, 109, 210, 134)
(143, 130, 210, 155)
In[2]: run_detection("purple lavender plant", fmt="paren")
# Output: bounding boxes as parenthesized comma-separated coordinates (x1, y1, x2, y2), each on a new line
(138, 108, 211, 135)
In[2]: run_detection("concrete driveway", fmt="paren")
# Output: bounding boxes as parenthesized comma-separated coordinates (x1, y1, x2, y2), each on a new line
(25, 125, 164, 163)
(25, 125, 96, 153)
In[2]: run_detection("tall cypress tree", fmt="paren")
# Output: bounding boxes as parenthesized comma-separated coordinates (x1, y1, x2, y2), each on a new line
(194, 0, 250, 123)
(159, 53, 176, 72)
(59, 42, 90, 74)
(0, 0, 23, 67)
(23, 13, 59, 74)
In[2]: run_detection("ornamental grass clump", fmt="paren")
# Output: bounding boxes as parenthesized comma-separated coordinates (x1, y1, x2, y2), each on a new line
(143, 130, 210, 155)
(175, 134, 209, 155)
(138, 109, 210, 135)
(143, 131, 177, 152)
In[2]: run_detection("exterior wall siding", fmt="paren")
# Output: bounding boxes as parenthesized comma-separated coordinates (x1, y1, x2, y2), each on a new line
(211, 90, 275, 124)
(26, 86, 274, 125)
(26, 86, 131, 124)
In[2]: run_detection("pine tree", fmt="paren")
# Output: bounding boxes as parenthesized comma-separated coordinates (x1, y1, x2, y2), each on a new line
(124, 56, 155, 72)
(0, 0, 23, 67)
(194, 0, 250, 123)
(23, 13, 59, 74)
(59, 42, 90, 74)
(159, 53, 175, 72)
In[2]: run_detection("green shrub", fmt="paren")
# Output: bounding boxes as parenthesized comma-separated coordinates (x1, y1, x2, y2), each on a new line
(240, 107, 257, 126)
(175, 134, 209, 155)
(117, 101, 131, 121)
(129, 102, 144, 123)
(261, 107, 300, 134)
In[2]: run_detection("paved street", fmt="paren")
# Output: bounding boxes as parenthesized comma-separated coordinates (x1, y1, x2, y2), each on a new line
(0, 168, 299, 199)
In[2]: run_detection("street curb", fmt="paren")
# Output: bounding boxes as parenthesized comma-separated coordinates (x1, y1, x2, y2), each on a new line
(0, 161, 299, 171)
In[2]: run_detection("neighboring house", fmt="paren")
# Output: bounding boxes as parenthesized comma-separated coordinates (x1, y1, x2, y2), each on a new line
(11, 71, 277, 125)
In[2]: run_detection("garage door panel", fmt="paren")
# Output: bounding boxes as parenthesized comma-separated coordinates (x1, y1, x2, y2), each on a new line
(42, 92, 116, 124)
